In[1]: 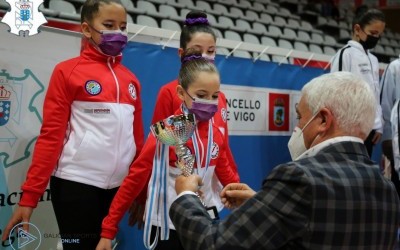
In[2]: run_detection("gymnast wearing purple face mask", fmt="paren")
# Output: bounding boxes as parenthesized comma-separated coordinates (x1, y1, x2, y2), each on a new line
(97, 49, 240, 250)
(2, 1, 145, 249)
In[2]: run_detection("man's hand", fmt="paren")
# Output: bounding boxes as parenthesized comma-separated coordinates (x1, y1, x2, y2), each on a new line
(372, 132, 382, 145)
(128, 201, 145, 229)
(175, 175, 203, 195)
(96, 238, 112, 250)
(220, 183, 256, 209)
(2, 206, 33, 241)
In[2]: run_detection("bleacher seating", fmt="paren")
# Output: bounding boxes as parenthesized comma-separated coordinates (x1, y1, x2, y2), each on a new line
(294, 41, 309, 52)
(225, 30, 242, 42)
(136, 15, 159, 28)
(49, 0, 80, 21)
(161, 19, 181, 31)
(233, 50, 252, 59)
(1, 0, 399, 63)
(244, 33, 260, 44)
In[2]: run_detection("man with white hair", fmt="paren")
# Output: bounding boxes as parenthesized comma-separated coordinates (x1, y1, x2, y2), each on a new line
(169, 72, 400, 250)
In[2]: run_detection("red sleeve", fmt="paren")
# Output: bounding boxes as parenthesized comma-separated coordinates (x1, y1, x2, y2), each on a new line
(132, 77, 144, 160)
(136, 178, 149, 204)
(225, 145, 240, 181)
(101, 134, 156, 239)
(20, 64, 73, 208)
(219, 92, 240, 181)
(151, 81, 176, 124)
(214, 134, 240, 186)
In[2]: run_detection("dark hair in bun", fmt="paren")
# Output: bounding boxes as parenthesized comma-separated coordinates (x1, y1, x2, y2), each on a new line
(352, 5, 385, 32)
(178, 48, 218, 90)
(180, 11, 217, 49)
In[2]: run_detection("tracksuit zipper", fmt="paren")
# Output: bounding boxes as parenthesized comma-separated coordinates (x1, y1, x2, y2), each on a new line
(107, 56, 122, 188)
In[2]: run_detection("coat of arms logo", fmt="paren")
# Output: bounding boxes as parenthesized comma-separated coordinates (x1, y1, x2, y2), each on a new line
(1, 0, 47, 36)
(0, 69, 44, 168)
(0, 85, 11, 126)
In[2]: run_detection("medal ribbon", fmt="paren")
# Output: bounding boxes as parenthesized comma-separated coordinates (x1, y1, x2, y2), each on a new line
(192, 120, 213, 181)
(143, 140, 169, 249)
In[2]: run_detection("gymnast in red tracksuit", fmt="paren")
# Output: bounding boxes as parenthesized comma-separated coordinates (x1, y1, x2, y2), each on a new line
(122, 10, 240, 248)
(97, 50, 240, 250)
(2, 1, 144, 249)
(152, 11, 239, 180)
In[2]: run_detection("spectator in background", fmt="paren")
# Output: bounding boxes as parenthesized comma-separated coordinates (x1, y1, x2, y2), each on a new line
(321, 0, 340, 20)
(330, 5, 385, 157)
(321, 0, 333, 16)
(331, 1, 340, 20)
(303, 0, 321, 13)
(380, 55, 400, 198)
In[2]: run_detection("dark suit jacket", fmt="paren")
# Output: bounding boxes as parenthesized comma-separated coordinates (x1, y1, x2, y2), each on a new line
(170, 141, 400, 250)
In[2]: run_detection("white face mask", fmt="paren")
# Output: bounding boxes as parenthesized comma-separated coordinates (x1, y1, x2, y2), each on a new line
(288, 112, 319, 160)
(287, 126, 307, 161)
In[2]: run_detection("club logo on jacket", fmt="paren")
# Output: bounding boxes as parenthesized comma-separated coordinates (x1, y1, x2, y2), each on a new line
(129, 83, 136, 100)
(85, 80, 101, 96)
(221, 108, 227, 123)
(358, 63, 372, 75)
(211, 142, 219, 159)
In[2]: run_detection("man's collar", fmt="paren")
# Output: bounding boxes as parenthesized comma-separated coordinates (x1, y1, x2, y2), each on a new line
(296, 136, 363, 160)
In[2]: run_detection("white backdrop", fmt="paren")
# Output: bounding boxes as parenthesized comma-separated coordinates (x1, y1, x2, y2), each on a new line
(0, 24, 81, 249)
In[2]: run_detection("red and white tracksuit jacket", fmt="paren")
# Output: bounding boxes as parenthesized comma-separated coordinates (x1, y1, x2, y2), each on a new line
(151, 79, 239, 180)
(101, 108, 240, 239)
(19, 43, 144, 208)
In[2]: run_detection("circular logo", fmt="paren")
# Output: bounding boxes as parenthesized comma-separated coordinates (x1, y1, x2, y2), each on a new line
(9, 222, 42, 250)
(220, 108, 227, 123)
(128, 83, 137, 100)
(85, 80, 102, 95)
(211, 142, 219, 159)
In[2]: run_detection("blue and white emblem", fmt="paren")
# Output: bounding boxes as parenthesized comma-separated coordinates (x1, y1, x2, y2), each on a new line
(0, 85, 11, 126)
(221, 108, 227, 123)
(85, 80, 102, 96)
(129, 83, 136, 100)
(1, 0, 47, 36)
(211, 142, 219, 159)
(19, 2, 31, 21)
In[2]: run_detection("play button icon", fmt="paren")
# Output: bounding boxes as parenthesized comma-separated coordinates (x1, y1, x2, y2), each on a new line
(18, 227, 37, 248)
(9, 222, 41, 250)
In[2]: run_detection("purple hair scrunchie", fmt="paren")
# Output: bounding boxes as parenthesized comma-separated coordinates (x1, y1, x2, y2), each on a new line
(182, 54, 203, 64)
(184, 17, 209, 26)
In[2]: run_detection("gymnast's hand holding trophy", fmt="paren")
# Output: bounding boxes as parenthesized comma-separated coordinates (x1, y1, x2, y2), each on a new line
(150, 113, 207, 204)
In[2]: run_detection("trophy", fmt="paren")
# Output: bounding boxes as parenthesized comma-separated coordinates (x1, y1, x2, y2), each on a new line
(150, 113, 196, 176)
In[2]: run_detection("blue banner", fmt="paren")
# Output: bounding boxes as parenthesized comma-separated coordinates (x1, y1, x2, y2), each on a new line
(117, 42, 328, 250)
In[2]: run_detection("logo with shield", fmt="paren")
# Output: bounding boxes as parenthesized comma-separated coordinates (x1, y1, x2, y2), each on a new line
(1, 0, 47, 36)
(0, 85, 11, 126)
(18, 1, 32, 21)
(16, 1, 33, 29)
